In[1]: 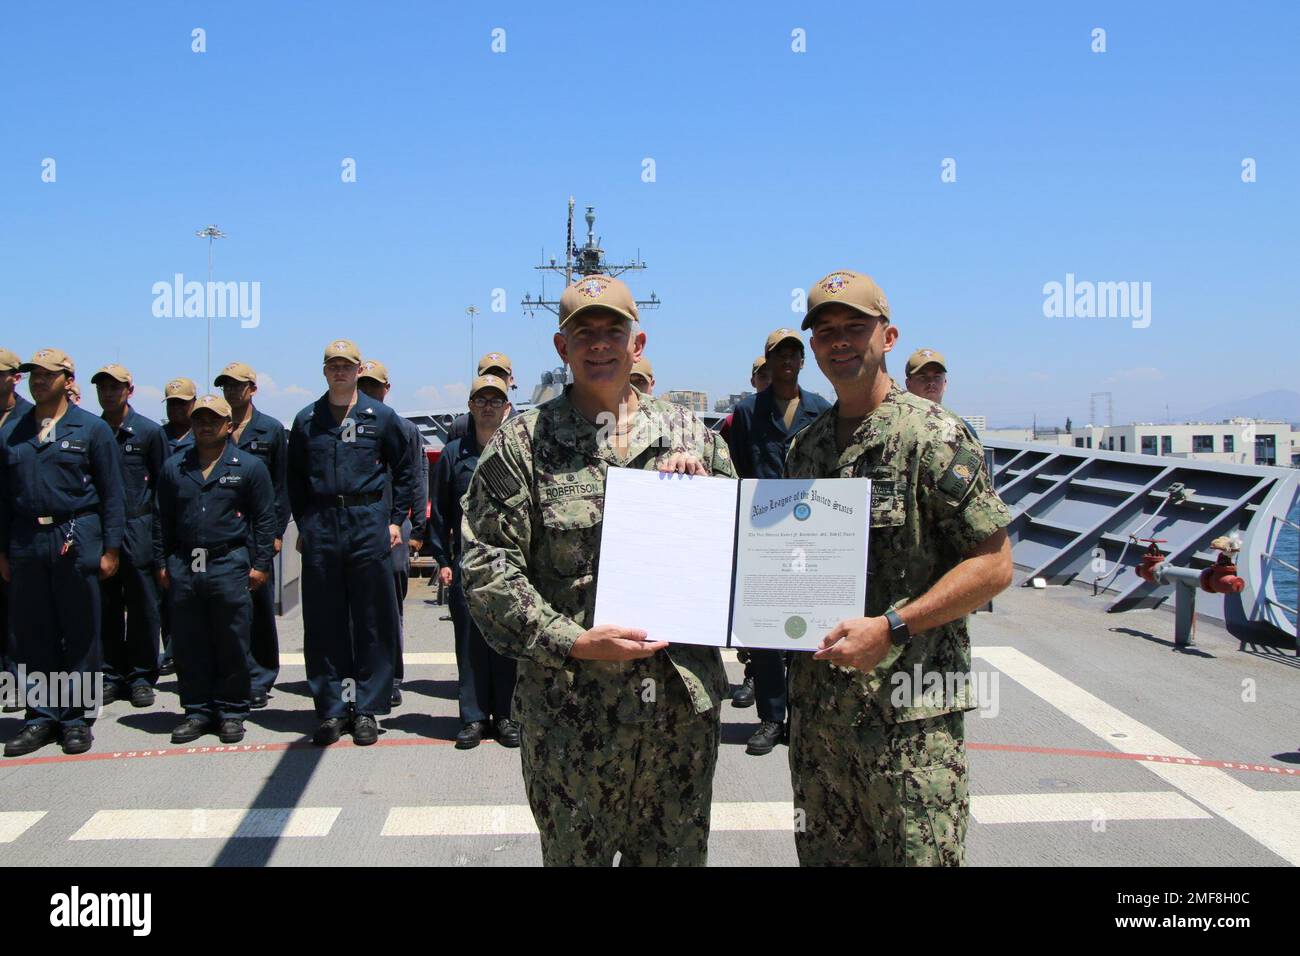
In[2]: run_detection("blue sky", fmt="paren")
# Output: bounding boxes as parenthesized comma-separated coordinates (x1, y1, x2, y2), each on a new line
(2, 1, 1296, 426)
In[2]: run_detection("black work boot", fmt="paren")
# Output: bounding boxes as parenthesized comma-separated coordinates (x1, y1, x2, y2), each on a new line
(745, 720, 783, 756)
(455, 720, 488, 750)
(731, 675, 756, 708)
(4, 723, 58, 758)
(171, 716, 213, 744)
(352, 714, 379, 746)
(60, 726, 94, 755)
(494, 717, 521, 749)
(218, 719, 245, 744)
(312, 717, 348, 746)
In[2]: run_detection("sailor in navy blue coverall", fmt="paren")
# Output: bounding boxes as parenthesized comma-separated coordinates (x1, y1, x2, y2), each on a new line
(216, 362, 290, 708)
(287, 340, 415, 747)
(153, 395, 276, 744)
(92, 364, 165, 707)
(0, 349, 125, 757)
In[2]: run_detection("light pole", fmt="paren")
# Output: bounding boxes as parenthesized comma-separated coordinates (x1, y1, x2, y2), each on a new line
(466, 305, 479, 373)
(195, 224, 227, 386)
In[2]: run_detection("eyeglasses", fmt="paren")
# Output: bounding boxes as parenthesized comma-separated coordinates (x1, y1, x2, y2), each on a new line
(471, 396, 506, 409)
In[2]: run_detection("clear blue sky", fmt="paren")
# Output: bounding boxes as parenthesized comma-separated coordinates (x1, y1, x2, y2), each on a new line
(2, 1, 1296, 426)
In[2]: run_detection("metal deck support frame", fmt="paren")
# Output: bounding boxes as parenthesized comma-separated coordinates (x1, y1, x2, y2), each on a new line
(1105, 476, 1272, 612)
(984, 439, 1300, 639)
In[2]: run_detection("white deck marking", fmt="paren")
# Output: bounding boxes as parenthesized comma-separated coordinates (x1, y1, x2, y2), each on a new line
(383, 801, 795, 836)
(976, 646, 1300, 864)
(972, 791, 1211, 824)
(385, 795, 1207, 836)
(383, 805, 538, 837)
(279, 652, 456, 666)
(0, 811, 47, 843)
(70, 808, 340, 840)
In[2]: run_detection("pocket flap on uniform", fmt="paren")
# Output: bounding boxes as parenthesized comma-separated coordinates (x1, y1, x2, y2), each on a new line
(869, 476, 905, 527)
(540, 503, 601, 575)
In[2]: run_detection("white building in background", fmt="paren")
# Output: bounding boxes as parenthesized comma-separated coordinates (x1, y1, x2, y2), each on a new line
(664, 390, 709, 414)
(982, 419, 1298, 468)
(1067, 419, 1293, 466)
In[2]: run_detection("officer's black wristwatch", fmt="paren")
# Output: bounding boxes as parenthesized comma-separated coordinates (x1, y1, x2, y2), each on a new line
(884, 607, 911, 647)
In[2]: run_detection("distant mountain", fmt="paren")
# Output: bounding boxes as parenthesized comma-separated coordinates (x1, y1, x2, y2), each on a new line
(1185, 390, 1300, 424)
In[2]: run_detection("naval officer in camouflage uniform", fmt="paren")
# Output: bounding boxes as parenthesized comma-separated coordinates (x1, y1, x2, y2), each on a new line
(461, 274, 736, 867)
(784, 270, 1013, 866)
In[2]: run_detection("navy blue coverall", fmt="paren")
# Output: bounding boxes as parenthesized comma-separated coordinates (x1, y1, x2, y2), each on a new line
(0, 403, 125, 729)
(287, 395, 414, 720)
(100, 406, 165, 693)
(428, 429, 516, 725)
(387, 415, 427, 692)
(232, 409, 289, 697)
(153, 442, 276, 721)
(726, 386, 831, 726)
(0, 392, 33, 680)
(157, 424, 194, 666)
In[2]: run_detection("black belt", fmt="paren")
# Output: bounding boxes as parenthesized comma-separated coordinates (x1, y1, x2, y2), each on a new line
(175, 541, 246, 561)
(31, 507, 97, 527)
(313, 491, 383, 508)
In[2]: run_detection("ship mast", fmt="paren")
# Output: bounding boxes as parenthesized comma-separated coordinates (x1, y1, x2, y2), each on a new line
(521, 197, 661, 318)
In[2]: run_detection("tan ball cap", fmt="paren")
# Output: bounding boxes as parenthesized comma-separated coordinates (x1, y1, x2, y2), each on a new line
(214, 361, 257, 386)
(358, 359, 390, 385)
(631, 357, 654, 381)
(91, 363, 133, 386)
(191, 394, 233, 420)
(765, 327, 804, 355)
(905, 349, 948, 377)
(470, 374, 508, 399)
(751, 355, 768, 377)
(801, 270, 891, 330)
(0, 348, 21, 373)
(20, 348, 75, 374)
(163, 378, 198, 401)
(558, 275, 638, 329)
(323, 339, 362, 364)
(477, 352, 512, 377)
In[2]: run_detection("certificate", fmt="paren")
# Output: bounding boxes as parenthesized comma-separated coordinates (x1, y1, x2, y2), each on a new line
(593, 469, 870, 650)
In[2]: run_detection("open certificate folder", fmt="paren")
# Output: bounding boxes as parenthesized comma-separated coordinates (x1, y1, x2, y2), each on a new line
(593, 468, 871, 651)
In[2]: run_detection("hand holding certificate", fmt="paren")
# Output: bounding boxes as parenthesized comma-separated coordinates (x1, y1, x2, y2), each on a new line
(594, 468, 871, 650)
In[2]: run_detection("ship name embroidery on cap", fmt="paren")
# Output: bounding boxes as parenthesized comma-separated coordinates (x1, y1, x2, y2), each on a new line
(579, 278, 607, 298)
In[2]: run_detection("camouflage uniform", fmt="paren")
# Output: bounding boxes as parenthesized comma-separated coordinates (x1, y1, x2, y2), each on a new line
(784, 380, 1011, 866)
(460, 387, 736, 866)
